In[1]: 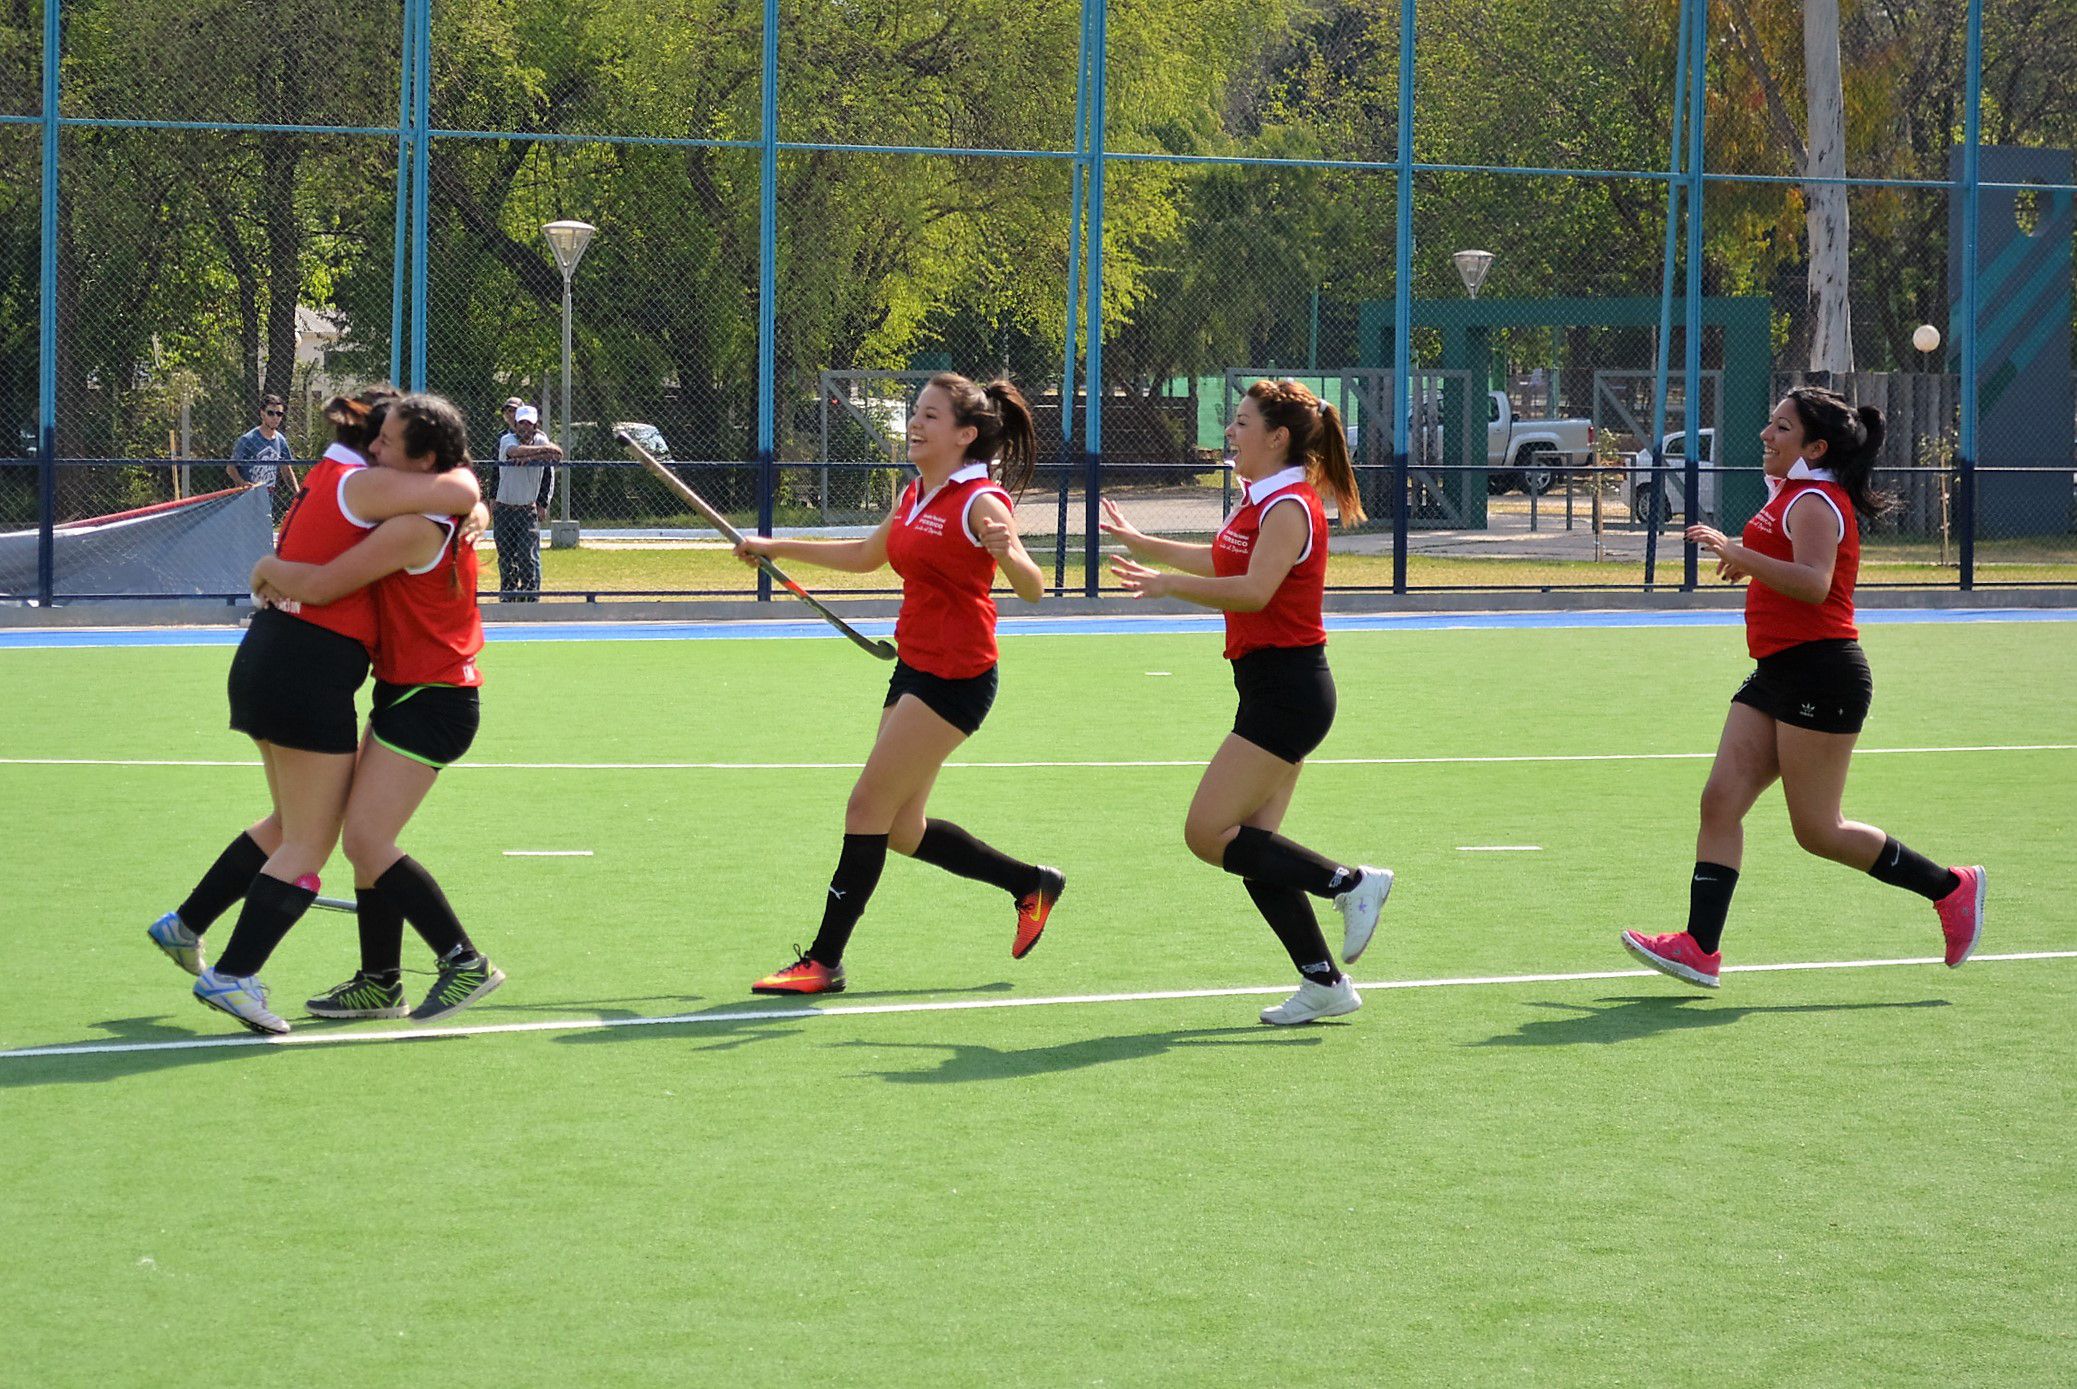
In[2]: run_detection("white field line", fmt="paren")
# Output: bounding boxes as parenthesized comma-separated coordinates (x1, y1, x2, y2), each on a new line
(4, 743, 2074, 773)
(1457, 846, 1544, 852)
(503, 850, 593, 857)
(6, 951, 2072, 1061)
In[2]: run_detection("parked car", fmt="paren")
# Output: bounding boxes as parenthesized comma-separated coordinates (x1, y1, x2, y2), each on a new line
(1385, 390, 1597, 494)
(1482, 391, 1597, 495)
(1630, 427, 1717, 520)
(565, 420, 671, 462)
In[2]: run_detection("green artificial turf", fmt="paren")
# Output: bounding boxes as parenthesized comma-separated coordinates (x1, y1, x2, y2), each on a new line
(1, 621, 2071, 1386)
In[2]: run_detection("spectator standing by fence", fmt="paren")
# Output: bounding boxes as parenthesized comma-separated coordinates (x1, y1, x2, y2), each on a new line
(493, 403, 561, 601)
(229, 394, 297, 523)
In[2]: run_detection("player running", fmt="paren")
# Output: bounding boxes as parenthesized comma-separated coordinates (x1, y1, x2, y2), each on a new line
(737, 372, 1063, 995)
(1620, 386, 1985, 989)
(1102, 378, 1392, 1026)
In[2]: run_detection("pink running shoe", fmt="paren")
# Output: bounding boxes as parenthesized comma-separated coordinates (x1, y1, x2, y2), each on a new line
(1935, 865, 1985, 968)
(1620, 930, 1722, 990)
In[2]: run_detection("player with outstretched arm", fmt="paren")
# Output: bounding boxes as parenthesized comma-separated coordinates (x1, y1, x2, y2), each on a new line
(1102, 378, 1393, 1026)
(737, 372, 1064, 995)
(1620, 386, 1984, 989)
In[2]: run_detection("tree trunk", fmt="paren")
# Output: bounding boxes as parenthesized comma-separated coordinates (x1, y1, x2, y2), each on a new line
(1804, 0, 1853, 375)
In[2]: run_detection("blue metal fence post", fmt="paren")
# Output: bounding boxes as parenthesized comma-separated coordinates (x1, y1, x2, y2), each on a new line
(754, 0, 780, 600)
(408, 0, 430, 391)
(1080, 0, 1108, 597)
(1643, 0, 1693, 591)
(1957, 0, 1983, 592)
(1681, 0, 1707, 592)
(390, 0, 414, 385)
(36, 0, 60, 606)
(1389, 0, 1414, 595)
(1056, 0, 1095, 596)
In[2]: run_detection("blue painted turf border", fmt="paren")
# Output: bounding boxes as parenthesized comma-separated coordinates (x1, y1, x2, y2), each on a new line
(2, 607, 2074, 650)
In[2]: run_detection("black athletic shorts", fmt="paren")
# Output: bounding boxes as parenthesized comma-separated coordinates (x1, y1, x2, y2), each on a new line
(1731, 637, 1873, 735)
(369, 681, 481, 768)
(885, 659, 998, 737)
(226, 607, 370, 755)
(1230, 643, 1338, 764)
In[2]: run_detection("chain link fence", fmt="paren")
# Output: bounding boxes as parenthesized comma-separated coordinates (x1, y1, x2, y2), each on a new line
(3, 0, 2072, 605)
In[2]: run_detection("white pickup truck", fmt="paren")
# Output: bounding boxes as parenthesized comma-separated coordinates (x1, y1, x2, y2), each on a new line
(1480, 391, 1597, 495)
(1399, 390, 1596, 494)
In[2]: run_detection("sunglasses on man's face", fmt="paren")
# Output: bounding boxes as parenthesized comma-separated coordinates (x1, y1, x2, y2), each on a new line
(263, 409, 283, 417)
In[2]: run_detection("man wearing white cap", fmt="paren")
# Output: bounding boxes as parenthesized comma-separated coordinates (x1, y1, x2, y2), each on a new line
(493, 403, 563, 601)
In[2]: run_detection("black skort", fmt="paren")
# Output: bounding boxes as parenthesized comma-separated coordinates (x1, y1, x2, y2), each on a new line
(226, 607, 370, 755)
(1732, 637, 1873, 735)
(1231, 643, 1337, 764)
(885, 659, 998, 737)
(369, 681, 481, 769)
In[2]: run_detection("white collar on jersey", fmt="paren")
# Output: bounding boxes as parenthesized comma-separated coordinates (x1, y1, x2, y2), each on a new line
(1766, 458, 1837, 497)
(1241, 465, 1306, 506)
(906, 460, 993, 522)
(322, 442, 367, 468)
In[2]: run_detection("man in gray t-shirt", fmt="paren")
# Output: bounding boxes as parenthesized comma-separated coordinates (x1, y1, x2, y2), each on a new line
(229, 394, 297, 522)
(493, 404, 563, 600)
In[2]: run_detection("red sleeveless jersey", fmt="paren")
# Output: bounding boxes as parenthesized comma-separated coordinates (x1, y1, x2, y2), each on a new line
(886, 463, 1010, 679)
(373, 515, 484, 687)
(1742, 470, 1859, 658)
(273, 444, 379, 648)
(1213, 468, 1328, 660)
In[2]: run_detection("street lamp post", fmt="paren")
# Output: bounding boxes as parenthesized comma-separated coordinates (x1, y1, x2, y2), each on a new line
(542, 219, 597, 549)
(1452, 249, 1494, 299)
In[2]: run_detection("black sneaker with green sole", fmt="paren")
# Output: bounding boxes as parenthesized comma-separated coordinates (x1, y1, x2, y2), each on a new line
(410, 953, 506, 1022)
(306, 972, 409, 1020)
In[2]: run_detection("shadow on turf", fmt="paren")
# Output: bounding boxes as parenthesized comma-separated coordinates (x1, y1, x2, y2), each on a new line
(0, 1013, 370, 1087)
(1471, 994, 1950, 1048)
(548, 982, 1019, 1054)
(834, 1026, 1325, 1083)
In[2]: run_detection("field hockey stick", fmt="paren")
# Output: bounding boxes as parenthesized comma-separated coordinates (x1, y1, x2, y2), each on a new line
(313, 895, 357, 914)
(614, 431, 897, 661)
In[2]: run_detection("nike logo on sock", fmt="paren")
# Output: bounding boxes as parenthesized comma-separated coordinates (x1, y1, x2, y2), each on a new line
(828, 887, 846, 899)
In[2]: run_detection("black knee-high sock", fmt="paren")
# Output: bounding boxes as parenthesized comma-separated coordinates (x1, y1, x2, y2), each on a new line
(1866, 836, 1960, 902)
(176, 831, 270, 935)
(1220, 825, 1356, 899)
(909, 819, 1040, 897)
(355, 885, 405, 979)
(1686, 862, 1740, 954)
(807, 833, 888, 967)
(375, 856, 474, 962)
(213, 872, 318, 977)
(1243, 881, 1342, 985)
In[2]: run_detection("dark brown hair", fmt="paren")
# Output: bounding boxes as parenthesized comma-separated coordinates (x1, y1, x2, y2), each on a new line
(928, 372, 1038, 496)
(1785, 385, 1890, 516)
(1245, 379, 1365, 524)
(322, 385, 400, 453)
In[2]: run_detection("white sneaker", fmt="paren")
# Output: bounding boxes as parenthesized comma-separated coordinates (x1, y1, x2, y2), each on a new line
(1259, 976, 1362, 1026)
(1331, 867, 1393, 963)
(147, 911, 206, 975)
(193, 967, 290, 1036)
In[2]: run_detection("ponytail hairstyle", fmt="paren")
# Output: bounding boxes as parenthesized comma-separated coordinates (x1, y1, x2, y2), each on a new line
(928, 371, 1039, 496)
(322, 384, 401, 454)
(1785, 385, 1891, 516)
(1245, 379, 1366, 525)
(390, 392, 475, 473)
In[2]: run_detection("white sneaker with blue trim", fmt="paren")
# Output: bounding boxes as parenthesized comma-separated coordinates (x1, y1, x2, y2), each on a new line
(147, 911, 206, 976)
(193, 967, 289, 1036)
